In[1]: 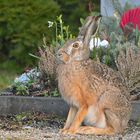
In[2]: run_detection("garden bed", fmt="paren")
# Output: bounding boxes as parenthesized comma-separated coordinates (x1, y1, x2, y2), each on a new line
(0, 96, 139, 121)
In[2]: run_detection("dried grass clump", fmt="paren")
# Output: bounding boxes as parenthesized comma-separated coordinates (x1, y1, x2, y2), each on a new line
(38, 47, 57, 78)
(116, 43, 140, 100)
(38, 45, 58, 94)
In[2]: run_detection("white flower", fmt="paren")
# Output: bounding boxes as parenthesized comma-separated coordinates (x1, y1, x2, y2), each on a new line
(48, 21, 54, 28)
(89, 37, 109, 50)
(100, 40, 109, 48)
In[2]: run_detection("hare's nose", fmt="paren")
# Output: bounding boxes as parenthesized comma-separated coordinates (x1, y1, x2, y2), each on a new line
(58, 52, 62, 56)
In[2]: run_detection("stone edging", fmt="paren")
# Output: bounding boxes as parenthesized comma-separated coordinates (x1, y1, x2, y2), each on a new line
(0, 96, 139, 121)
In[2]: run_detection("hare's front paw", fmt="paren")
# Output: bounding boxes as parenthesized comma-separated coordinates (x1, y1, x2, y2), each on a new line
(61, 128, 77, 135)
(59, 128, 68, 133)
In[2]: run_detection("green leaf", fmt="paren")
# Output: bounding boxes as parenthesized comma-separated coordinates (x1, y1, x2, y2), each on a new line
(29, 53, 41, 60)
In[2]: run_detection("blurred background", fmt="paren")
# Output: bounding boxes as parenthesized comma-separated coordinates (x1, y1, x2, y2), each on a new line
(0, 0, 100, 89)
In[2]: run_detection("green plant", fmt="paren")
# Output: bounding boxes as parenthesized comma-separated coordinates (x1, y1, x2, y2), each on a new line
(48, 15, 75, 47)
(56, 0, 100, 35)
(51, 88, 60, 97)
(38, 15, 75, 97)
(135, 26, 140, 46)
(91, 0, 140, 68)
(15, 112, 30, 122)
(0, 0, 60, 66)
(14, 83, 29, 95)
(93, 0, 140, 99)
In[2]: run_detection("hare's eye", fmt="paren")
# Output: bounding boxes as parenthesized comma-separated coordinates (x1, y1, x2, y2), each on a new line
(73, 43, 79, 48)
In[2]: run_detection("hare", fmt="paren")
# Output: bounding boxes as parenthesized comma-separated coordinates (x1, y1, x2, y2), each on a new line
(56, 16, 132, 135)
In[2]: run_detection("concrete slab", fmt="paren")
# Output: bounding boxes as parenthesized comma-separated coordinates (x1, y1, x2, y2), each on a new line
(0, 96, 69, 117)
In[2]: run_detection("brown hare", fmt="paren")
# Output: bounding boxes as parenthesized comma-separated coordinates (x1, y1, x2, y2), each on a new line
(57, 16, 132, 135)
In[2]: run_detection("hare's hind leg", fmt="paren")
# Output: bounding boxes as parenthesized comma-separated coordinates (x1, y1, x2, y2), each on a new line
(77, 126, 115, 135)
(77, 110, 115, 135)
(77, 94, 129, 135)
(100, 92, 131, 134)
(104, 109, 128, 134)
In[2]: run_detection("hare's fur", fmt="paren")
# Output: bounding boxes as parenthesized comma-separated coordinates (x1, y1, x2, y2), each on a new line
(57, 17, 131, 135)
(57, 59, 131, 135)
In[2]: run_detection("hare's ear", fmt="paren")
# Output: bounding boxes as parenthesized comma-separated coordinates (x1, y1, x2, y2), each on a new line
(78, 15, 101, 48)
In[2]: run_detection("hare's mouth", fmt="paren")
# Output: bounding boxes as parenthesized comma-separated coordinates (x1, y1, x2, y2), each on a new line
(57, 50, 70, 64)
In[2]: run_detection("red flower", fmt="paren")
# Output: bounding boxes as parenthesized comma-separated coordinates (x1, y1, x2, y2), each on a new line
(120, 7, 140, 31)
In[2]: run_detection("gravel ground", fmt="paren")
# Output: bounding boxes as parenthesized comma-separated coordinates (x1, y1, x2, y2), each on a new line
(0, 125, 140, 140)
(0, 113, 139, 140)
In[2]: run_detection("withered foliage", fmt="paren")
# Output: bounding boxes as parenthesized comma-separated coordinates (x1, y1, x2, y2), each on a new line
(38, 46, 58, 93)
(38, 47, 57, 77)
(116, 43, 140, 100)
